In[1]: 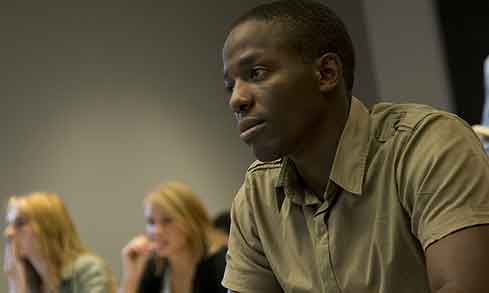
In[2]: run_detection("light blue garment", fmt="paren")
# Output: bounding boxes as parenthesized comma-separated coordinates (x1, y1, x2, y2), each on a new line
(482, 56, 489, 152)
(483, 56, 489, 125)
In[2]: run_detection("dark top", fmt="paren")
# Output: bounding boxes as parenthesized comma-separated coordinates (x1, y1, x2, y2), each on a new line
(138, 247, 227, 293)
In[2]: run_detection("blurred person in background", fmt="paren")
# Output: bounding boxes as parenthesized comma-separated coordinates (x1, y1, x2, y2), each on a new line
(119, 181, 227, 293)
(213, 210, 231, 244)
(3, 192, 115, 293)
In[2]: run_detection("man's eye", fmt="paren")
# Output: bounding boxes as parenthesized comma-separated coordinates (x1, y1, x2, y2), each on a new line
(250, 68, 267, 81)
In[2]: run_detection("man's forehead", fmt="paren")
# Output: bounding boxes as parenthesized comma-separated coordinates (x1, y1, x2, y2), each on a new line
(223, 20, 294, 71)
(223, 22, 261, 59)
(224, 20, 290, 53)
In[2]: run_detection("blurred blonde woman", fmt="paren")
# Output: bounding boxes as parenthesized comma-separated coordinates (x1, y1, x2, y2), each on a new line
(119, 181, 227, 293)
(3, 192, 115, 293)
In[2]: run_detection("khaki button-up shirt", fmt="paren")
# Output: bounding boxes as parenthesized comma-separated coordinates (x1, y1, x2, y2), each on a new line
(222, 97, 489, 293)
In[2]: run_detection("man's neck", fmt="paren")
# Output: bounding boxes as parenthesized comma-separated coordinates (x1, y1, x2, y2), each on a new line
(290, 96, 350, 197)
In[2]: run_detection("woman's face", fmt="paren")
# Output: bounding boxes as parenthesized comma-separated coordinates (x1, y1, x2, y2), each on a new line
(144, 203, 188, 257)
(4, 204, 39, 259)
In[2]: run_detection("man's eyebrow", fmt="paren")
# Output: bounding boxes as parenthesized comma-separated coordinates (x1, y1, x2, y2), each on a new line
(223, 51, 261, 80)
(237, 52, 260, 68)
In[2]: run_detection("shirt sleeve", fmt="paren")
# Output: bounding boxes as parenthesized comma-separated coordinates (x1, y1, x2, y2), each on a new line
(74, 255, 114, 293)
(222, 178, 283, 292)
(397, 114, 489, 250)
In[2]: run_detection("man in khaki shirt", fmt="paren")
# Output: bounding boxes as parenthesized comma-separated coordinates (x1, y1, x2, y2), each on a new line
(221, 0, 489, 292)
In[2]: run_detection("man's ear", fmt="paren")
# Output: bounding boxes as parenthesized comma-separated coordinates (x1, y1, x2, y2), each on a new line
(316, 53, 342, 92)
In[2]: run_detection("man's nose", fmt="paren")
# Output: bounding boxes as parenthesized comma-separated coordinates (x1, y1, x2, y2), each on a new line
(229, 80, 253, 116)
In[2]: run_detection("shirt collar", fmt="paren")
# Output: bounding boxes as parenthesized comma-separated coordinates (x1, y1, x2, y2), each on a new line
(330, 96, 370, 195)
(276, 96, 371, 204)
(276, 157, 320, 206)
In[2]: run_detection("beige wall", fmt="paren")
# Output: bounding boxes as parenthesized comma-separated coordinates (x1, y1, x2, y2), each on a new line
(362, 0, 453, 110)
(0, 0, 451, 289)
(0, 0, 376, 287)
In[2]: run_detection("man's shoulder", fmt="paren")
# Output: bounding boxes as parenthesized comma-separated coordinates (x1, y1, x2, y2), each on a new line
(236, 159, 283, 206)
(370, 101, 460, 137)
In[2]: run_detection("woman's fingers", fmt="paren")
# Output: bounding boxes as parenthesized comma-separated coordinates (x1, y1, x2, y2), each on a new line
(123, 235, 154, 260)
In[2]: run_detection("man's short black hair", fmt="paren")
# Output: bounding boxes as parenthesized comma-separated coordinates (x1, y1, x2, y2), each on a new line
(229, 0, 355, 94)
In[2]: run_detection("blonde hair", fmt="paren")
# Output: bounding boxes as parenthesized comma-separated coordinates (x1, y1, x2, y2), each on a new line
(8, 192, 115, 292)
(144, 181, 213, 260)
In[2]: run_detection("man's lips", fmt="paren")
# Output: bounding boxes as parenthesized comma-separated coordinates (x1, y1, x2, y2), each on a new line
(238, 118, 266, 142)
